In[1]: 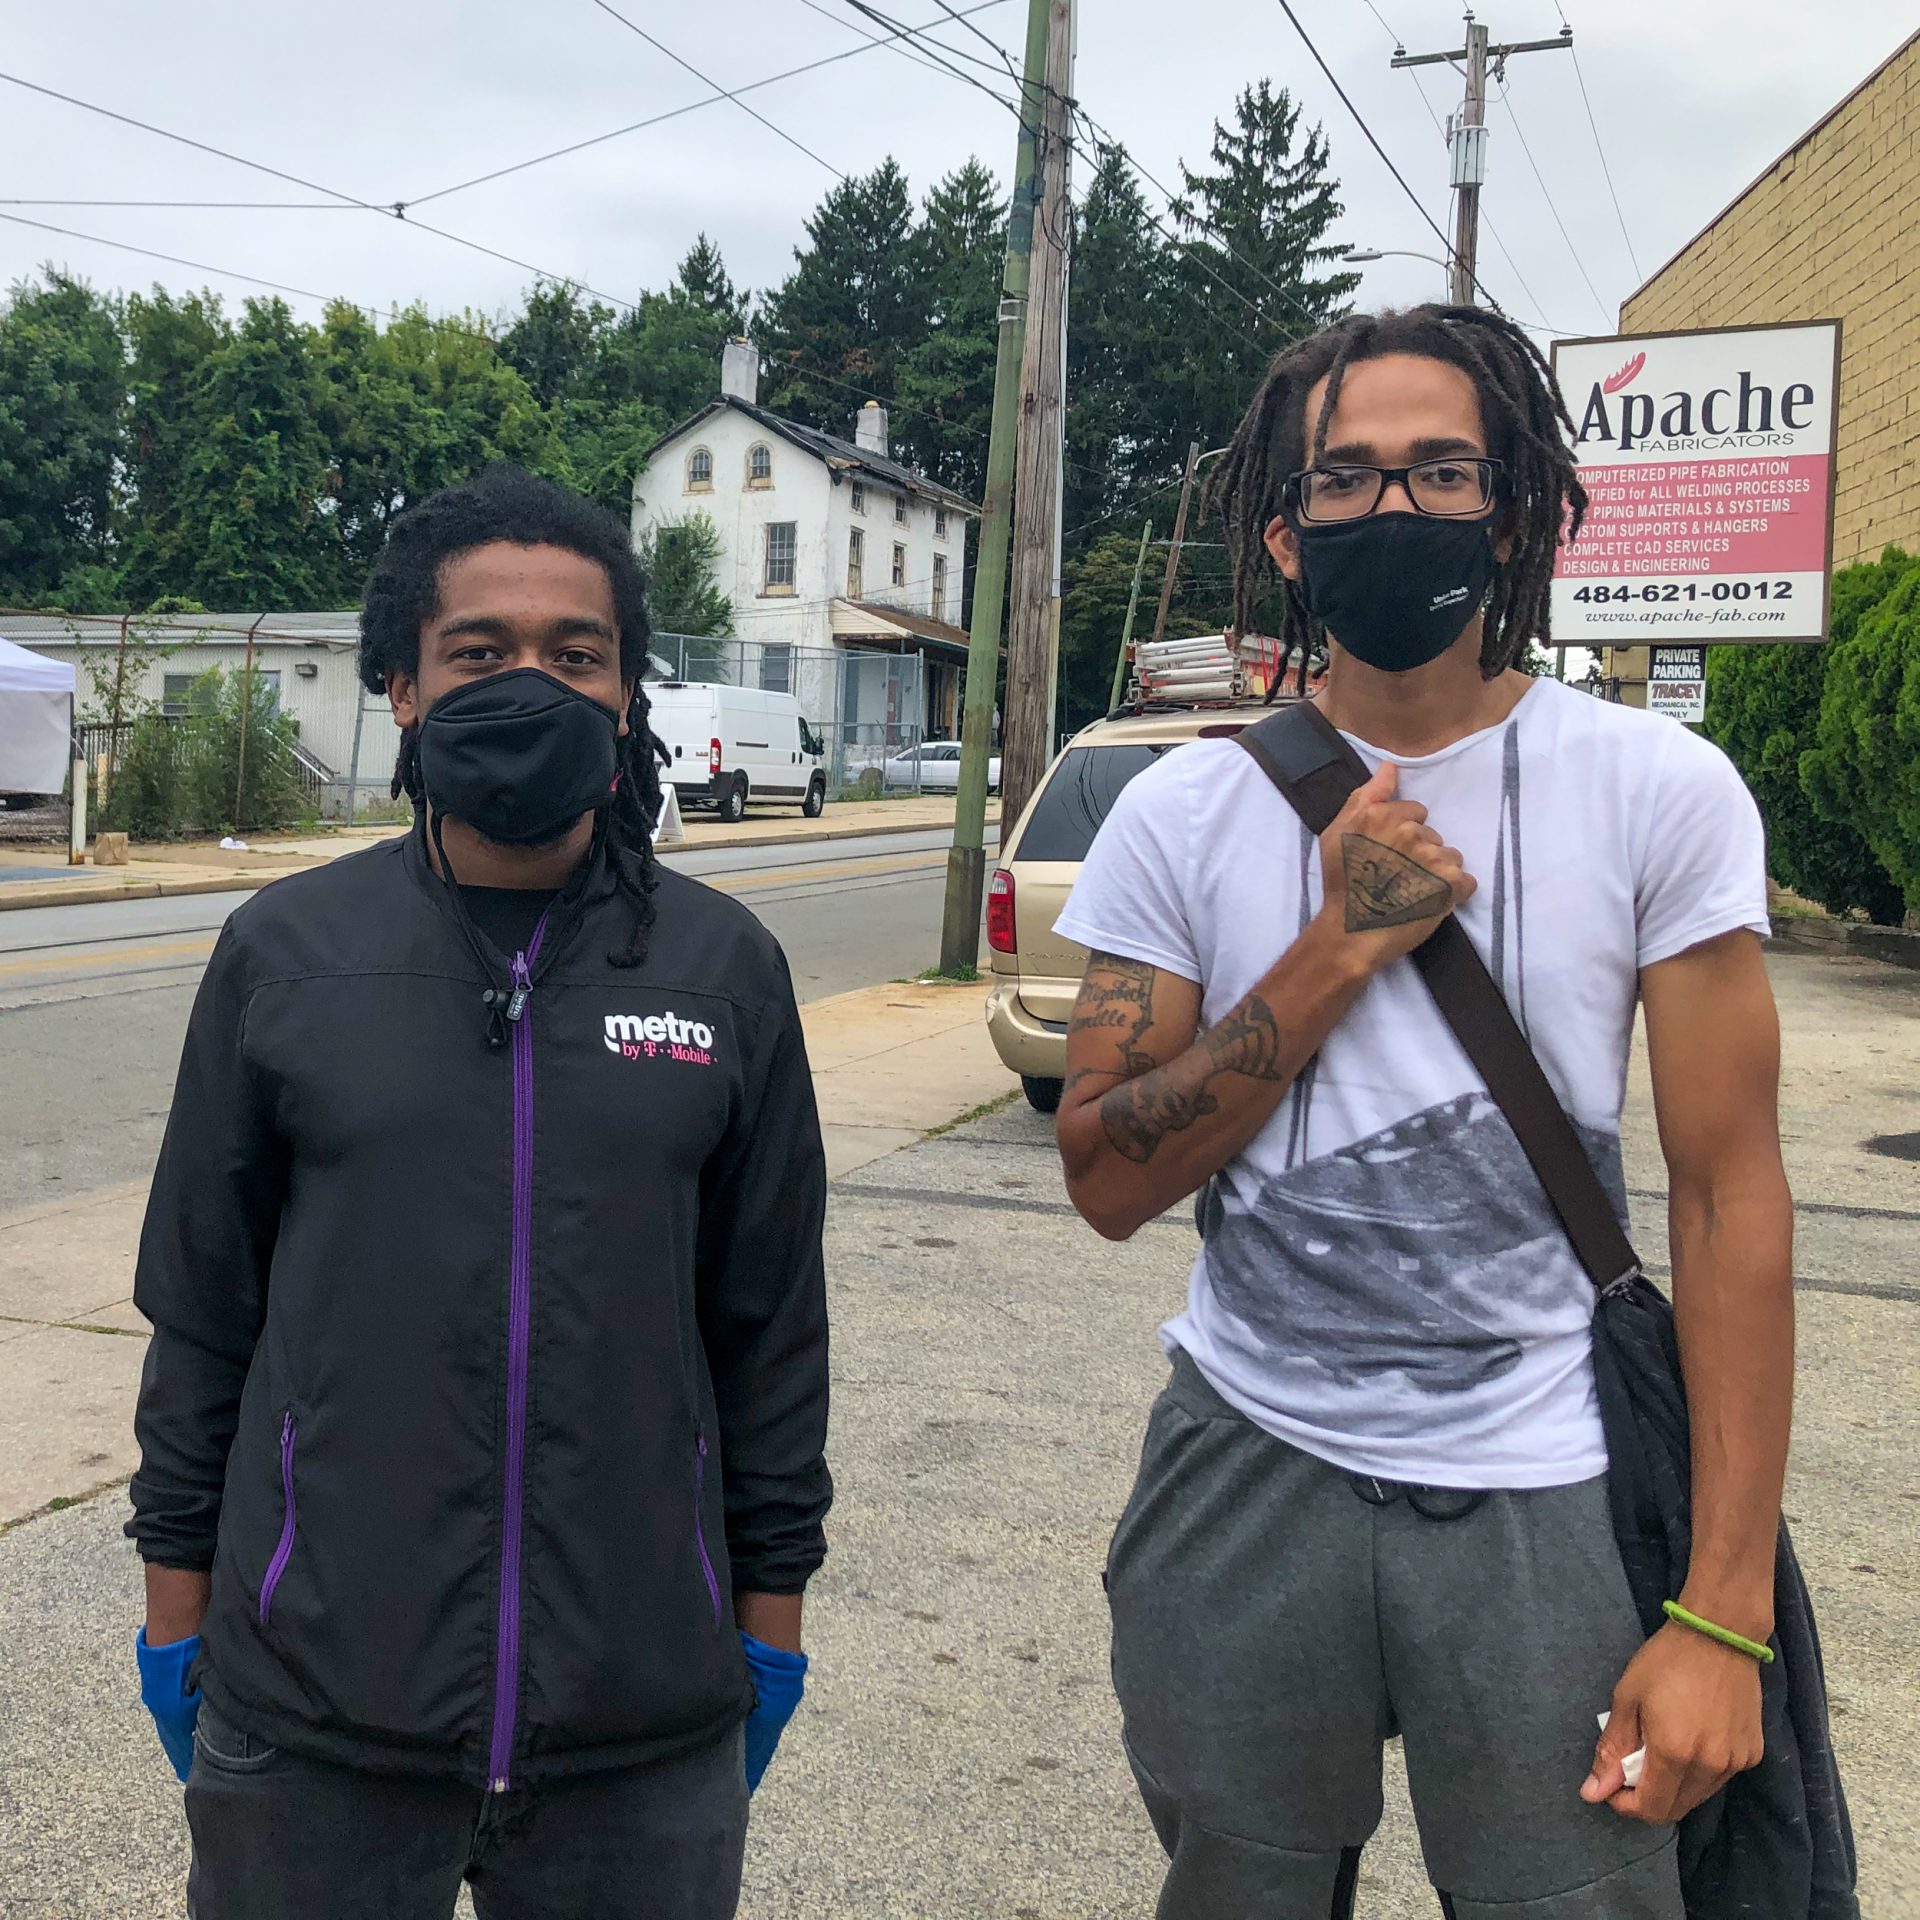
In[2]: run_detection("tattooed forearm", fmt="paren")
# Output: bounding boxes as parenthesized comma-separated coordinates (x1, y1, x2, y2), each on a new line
(1342, 833, 1451, 933)
(1096, 994, 1295, 1163)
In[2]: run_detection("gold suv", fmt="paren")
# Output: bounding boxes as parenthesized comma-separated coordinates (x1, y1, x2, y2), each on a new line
(984, 701, 1283, 1112)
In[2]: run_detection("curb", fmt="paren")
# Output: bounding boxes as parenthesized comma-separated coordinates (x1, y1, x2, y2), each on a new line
(0, 811, 999, 914)
(1768, 917, 1920, 972)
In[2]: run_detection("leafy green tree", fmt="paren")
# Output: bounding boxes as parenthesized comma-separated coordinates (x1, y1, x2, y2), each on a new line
(1802, 548, 1920, 916)
(0, 273, 127, 604)
(637, 513, 733, 641)
(896, 163, 1003, 505)
(757, 160, 928, 430)
(166, 298, 344, 607)
(318, 302, 548, 580)
(1708, 549, 1908, 923)
(121, 289, 231, 606)
(500, 281, 603, 408)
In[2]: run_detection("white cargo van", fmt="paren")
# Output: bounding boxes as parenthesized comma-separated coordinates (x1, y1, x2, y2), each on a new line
(646, 683, 827, 822)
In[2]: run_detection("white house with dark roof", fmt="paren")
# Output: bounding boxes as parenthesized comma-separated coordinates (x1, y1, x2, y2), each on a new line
(630, 341, 977, 738)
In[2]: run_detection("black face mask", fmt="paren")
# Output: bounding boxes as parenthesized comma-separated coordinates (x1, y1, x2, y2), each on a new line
(1291, 511, 1497, 673)
(416, 668, 620, 847)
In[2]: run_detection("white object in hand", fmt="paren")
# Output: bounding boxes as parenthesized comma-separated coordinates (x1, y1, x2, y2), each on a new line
(1596, 1711, 1646, 1788)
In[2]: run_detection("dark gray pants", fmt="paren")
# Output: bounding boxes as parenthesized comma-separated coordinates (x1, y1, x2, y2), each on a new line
(1107, 1353, 1684, 1919)
(184, 1699, 748, 1920)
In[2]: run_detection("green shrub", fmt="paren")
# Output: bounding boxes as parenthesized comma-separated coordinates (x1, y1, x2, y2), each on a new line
(1802, 549, 1920, 918)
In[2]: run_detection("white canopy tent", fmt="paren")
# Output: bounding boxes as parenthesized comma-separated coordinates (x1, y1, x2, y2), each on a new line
(0, 634, 76, 798)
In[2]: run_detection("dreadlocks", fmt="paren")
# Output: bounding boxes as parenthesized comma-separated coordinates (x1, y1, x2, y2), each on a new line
(358, 464, 665, 967)
(1210, 303, 1588, 686)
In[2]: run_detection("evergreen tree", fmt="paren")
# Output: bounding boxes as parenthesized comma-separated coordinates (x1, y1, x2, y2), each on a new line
(500, 281, 603, 409)
(675, 234, 746, 333)
(896, 162, 1003, 504)
(757, 160, 927, 432)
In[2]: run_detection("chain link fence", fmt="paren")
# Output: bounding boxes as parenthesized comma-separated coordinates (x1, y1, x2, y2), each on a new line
(650, 635, 928, 800)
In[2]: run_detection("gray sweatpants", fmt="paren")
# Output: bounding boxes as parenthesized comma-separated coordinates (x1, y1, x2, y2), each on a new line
(1106, 1353, 1684, 1919)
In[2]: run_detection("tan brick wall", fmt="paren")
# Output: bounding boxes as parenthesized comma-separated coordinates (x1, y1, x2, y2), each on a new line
(1621, 34, 1920, 569)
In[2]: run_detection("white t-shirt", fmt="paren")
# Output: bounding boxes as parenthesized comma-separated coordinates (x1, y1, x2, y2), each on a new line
(1055, 679, 1769, 1489)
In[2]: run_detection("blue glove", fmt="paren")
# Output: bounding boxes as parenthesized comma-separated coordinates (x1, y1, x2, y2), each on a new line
(740, 1630, 807, 1793)
(136, 1627, 202, 1782)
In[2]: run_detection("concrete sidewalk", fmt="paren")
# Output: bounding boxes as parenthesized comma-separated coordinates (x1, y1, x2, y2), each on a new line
(0, 975, 1009, 1533)
(1, 949, 1914, 1916)
(0, 793, 999, 912)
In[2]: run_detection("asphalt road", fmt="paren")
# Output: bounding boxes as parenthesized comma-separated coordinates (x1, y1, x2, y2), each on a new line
(0, 828, 989, 1217)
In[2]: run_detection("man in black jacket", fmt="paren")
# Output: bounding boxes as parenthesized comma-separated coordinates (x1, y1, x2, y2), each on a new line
(128, 467, 831, 1919)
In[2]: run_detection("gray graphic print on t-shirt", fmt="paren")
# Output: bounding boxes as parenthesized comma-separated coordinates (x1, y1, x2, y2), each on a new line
(1204, 1091, 1628, 1419)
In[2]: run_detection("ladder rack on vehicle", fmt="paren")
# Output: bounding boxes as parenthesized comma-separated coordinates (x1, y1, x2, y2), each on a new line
(1128, 631, 1288, 707)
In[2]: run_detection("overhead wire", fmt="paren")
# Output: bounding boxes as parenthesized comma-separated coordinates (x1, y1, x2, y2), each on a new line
(590, 1, 848, 181)
(1492, 70, 1611, 325)
(404, 1, 1011, 210)
(925, 0, 1022, 84)
(1550, 0, 1643, 282)
(0, 198, 353, 210)
(792, 0, 984, 87)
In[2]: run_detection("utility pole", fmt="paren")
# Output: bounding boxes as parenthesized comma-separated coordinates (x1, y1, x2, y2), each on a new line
(1392, 15, 1572, 305)
(996, 0, 1074, 841)
(1148, 439, 1203, 649)
(939, 0, 1052, 977)
(1107, 520, 1152, 712)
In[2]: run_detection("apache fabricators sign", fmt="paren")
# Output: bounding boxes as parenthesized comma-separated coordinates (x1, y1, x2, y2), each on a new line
(1550, 321, 1840, 645)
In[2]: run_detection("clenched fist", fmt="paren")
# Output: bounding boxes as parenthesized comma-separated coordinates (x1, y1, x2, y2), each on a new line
(1316, 759, 1476, 971)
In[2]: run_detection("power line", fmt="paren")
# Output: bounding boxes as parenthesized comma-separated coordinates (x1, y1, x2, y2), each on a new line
(590, 2, 847, 181)
(792, 0, 982, 87)
(924, 0, 1022, 84)
(0, 198, 353, 210)
(839, 0, 1027, 123)
(0, 209, 374, 313)
(0, 66, 640, 312)
(1267, 0, 1499, 311)
(408, 0, 1011, 209)
(1551, 0, 1643, 282)
(1492, 72, 1611, 325)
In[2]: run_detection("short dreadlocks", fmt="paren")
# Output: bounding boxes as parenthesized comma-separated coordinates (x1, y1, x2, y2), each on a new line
(1210, 303, 1588, 684)
(358, 464, 664, 967)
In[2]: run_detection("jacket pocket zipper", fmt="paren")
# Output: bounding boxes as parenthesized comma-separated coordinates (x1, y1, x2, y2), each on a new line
(259, 1411, 298, 1625)
(694, 1430, 722, 1628)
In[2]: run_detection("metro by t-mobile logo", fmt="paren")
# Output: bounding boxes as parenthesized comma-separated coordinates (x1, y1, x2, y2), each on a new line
(604, 1010, 717, 1065)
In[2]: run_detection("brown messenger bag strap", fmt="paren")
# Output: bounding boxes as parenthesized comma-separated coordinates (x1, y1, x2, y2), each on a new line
(1237, 701, 1642, 1297)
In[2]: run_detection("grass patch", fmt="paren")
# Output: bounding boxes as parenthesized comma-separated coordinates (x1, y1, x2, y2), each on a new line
(923, 1089, 1020, 1138)
(916, 963, 980, 985)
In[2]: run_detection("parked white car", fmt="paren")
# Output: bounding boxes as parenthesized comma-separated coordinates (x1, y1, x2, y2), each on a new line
(647, 682, 827, 822)
(883, 741, 1000, 793)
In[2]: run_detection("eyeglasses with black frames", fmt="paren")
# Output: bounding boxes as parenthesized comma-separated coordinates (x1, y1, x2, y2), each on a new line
(1286, 456, 1506, 524)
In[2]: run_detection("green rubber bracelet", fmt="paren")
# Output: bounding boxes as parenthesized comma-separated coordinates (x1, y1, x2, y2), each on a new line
(1663, 1600, 1775, 1664)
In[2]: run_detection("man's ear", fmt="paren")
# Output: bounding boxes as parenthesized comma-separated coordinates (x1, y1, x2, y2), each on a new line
(387, 667, 418, 732)
(617, 678, 635, 739)
(1492, 507, 1518, 567)
(1263, 513, 1302, 584)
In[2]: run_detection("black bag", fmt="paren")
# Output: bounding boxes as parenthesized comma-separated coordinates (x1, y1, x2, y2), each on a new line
(1238, 701, 1859, 1920)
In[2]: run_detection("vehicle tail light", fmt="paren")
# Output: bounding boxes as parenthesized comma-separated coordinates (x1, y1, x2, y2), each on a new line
(709, 737, 723, 775)
(986, 869, 1017, 955)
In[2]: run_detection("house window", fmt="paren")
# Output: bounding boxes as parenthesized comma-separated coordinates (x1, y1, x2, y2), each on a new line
(764, 522, 797, 593)
(850, 480, 867, 514)
(164, 670, 279, 715)
(891, 543, 907, 588)
(687, 446, 713, 491)
(760, 643, 793, 694)
(893, 492, 908, 526)
(935, 506, 949, 540)
(932, 554, 948, 621)
(847, 527, 865, 599)
(746, 443, 773, 488)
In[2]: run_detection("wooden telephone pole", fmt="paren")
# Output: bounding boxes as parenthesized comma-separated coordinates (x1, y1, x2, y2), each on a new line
(1392, 14, 1572, 305)
(994, 0, 1074, 840)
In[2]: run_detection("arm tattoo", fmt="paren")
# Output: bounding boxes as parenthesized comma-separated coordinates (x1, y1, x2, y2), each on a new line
(1097, 995, 1295, 1165)
(1341, 833, 1451, 933)
(1069, 952, 1158, 1076)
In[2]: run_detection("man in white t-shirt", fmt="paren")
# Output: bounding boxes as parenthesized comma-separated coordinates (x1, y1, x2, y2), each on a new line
(1056, 305, 1792, 1919)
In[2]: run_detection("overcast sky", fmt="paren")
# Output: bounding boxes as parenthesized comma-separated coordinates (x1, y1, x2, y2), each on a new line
(2, 0, 1913, 370)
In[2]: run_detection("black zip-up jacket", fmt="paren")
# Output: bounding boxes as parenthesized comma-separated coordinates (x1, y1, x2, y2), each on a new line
(127, 825, 831, 1787)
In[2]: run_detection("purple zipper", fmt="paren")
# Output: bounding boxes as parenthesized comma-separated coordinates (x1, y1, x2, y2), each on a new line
(486, 914, 549, 1793)
(259, 1411, 297, 1625)
(693, 1431, 722, 1628)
